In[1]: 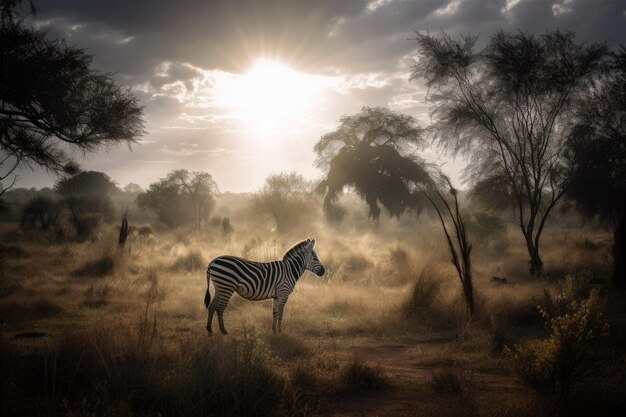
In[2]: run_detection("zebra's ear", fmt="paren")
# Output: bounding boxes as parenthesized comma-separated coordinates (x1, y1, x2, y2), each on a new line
(307, 238, 316, 249)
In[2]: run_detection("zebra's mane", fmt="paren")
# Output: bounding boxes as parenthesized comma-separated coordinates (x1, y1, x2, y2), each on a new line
(282, 239, 311, 260)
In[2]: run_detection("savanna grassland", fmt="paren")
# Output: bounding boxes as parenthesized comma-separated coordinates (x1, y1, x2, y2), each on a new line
(2, 191, 625, 417)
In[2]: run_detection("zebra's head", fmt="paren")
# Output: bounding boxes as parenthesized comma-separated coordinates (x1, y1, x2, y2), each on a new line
(305, 238, 325, 277)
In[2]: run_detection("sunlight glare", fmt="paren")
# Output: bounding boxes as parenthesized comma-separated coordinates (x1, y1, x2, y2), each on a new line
(215, 59, 328, 135)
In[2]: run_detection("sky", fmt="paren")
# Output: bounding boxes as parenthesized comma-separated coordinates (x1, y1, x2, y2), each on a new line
(12, 0, 626, 192)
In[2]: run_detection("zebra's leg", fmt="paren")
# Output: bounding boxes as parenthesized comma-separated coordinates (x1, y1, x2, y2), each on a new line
(207, 299, 217, 334)
(272, 299, 279, 334)
(209, 286, 234, 335)
(276, 298, 287, 334)
(216, 289, 234, 335)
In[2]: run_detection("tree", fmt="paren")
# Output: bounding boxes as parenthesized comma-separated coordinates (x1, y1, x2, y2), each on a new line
(315, 106, 432, 221)
(137, 169, 218, 228)
(55, 170, 118, 236)
(20, 194, 61, 230)
(123, 183, 142, 193)
(412, 30, 607, 275)
(567, 48, 626, 288)
(252, 172, 313, 233)
(0, 0, 144, 195)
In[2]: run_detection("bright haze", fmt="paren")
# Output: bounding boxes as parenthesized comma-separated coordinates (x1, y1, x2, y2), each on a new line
(15, 0, 626, 192)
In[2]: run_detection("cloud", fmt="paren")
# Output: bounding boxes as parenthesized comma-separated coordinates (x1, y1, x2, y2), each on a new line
(10, 0, 626, 192)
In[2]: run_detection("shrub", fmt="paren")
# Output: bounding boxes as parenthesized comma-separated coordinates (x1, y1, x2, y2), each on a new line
(404, 269, 441, 320)
(170, 250, 205, 272)
(1, 325, 288, 417)
(429, 368, 473, 395)
(136, 224, 154, 237)
(388, 244, 409, 264)
(222, 217, 233, 236)
(266, 334, 310, 361)
(337, 358, 389, 393)
(506, 290, 609, 392)
(343, 254, 373, 273)
(82, 284, 110, 308)
(465, 212, 506, 245)
(30, 298, 66, 318)
(0, 243, 28, 258)
(71, 255, 115, 278)
(20, 195, 61, 230)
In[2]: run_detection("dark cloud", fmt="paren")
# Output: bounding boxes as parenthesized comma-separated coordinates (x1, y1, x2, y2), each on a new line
(22, 0, 625, 80)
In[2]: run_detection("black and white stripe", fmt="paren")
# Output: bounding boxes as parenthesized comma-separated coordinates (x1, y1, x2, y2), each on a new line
(204, 238, 325, 334)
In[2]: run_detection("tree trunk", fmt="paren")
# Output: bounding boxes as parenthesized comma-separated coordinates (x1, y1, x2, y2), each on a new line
(523, 231, 544, 276)
(530, 248, 543, 276)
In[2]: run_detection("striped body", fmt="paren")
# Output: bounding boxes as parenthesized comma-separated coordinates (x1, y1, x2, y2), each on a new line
(205, 238, 325, 334)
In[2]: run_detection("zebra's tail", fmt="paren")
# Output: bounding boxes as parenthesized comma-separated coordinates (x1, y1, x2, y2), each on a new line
(204, 264, 211, 309)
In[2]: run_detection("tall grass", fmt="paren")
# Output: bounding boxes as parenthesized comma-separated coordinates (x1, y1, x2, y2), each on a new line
(1, 324, 294, 417)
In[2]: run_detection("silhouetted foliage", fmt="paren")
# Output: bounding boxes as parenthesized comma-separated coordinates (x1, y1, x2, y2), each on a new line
(412, 30, 608, 275)
(567, 49, 626, 288)
(123, 182, 142, 193)
(20, 194, 61, 230)
(137, 169, 218, 228)
(0, 0, 144, 194)
(315, 106, 432, 220)
(252, 172, 313, 232)
(468, 173, 515, 213)
(465, 211, 506, 245)
(55, 171, 118, 237)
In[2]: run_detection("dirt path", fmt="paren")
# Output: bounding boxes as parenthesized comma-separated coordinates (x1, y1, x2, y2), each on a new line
(325, 342, 521, 417)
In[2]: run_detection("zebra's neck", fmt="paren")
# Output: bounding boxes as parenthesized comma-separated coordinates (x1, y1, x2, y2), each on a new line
(282, 254, 306, 282)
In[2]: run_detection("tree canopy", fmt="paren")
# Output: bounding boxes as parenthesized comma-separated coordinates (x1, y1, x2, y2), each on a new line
(137, 169, 218, 228)
(252, 172, 313, 232)
(411, 30, 608, 275)
(0, 0, 144, 194)
(315, 106, 433, 220)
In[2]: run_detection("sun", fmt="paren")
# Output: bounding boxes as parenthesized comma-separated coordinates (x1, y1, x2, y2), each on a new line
(215, 59, 328, 135)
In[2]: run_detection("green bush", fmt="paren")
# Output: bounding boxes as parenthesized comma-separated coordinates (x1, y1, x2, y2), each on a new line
(506, 290, 609, 392)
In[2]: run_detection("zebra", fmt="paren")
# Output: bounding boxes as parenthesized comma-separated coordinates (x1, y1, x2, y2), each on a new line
(204, 237, 325, 334)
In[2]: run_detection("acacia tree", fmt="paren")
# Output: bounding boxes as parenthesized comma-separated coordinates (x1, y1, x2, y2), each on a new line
(252, 172, 313, 233)
(412, 30, 607, 275)
(137, 169, 218, 228)
(0, 0, 144, 195)
(567, 48, 626, 288)
(315, 106, 432, 221)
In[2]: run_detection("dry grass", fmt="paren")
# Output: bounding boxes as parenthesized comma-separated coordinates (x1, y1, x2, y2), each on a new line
(337, 357, 390, 393)
(429, 368, 474, 395)
(0, 203, 622, 417)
